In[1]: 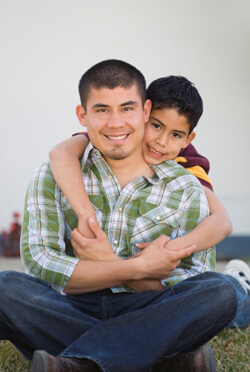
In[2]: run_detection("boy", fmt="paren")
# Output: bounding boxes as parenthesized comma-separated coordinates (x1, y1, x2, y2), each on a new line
(49, 75, 232, 256)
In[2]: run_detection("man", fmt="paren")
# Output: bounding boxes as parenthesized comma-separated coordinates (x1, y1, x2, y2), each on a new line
(0, 60, 237, 372)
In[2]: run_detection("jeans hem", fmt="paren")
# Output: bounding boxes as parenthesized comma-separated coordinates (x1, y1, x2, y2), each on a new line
(59, 353, 106, 372)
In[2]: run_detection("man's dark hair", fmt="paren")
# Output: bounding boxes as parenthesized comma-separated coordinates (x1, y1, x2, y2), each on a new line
(147, 76, 203, 133)
(79, 59, 147, 110)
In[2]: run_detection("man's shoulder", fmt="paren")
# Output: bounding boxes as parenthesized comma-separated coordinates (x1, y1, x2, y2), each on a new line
(154, 160, 203, 190)
(27, 162, 57, 193)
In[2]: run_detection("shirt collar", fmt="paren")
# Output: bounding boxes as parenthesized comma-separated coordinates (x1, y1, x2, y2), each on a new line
(148, 161, 181, 184)
(80, 142, 179, 183)
(80, 142, 101, 172)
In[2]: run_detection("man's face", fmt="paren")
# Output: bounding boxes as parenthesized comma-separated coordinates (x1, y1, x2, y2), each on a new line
(77, 84, 151, 163)
(142, 108, 196, 165)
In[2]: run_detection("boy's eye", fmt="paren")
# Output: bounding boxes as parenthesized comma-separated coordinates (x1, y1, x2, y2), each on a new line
(172, 132, 181, 138)
(152, 123, 161, 130)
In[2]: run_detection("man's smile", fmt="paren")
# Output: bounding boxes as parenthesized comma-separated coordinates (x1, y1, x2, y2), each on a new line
(104, 134, 129, 141)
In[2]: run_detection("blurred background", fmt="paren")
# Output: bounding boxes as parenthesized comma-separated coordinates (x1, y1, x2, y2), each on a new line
(0, 0, 249, 260)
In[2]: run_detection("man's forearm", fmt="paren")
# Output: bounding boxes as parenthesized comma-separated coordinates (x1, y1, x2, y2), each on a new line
(64, 258, 142, 295)
(64, 235, 196, 295)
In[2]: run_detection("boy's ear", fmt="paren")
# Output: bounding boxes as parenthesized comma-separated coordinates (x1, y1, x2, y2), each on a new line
(76, 105, 86, 127)
(182, 131, 196, 149)
(143, 99, 152, 122)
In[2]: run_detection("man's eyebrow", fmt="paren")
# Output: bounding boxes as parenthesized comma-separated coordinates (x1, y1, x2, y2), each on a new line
(120, 100, 138, 107)
(92, 101, 138, 109)
(92, 103, 109, 108)
(151, 116, 188, 135)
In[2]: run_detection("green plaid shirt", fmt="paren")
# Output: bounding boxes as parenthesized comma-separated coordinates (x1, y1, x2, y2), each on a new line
(21, 143, 215, 293)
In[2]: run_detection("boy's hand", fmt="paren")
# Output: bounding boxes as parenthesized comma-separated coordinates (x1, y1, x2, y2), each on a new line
(71, 217, 119, 261)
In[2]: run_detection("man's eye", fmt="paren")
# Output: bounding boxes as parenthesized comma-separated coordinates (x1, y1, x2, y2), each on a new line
(122, 107, 133, 111)
(97, 108, 108, 113)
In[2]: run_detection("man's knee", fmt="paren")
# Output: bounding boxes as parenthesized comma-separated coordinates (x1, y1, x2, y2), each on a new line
(0, 270, 20, 289)
(202, 272, 237, 319)
(0, 271, 36, 302)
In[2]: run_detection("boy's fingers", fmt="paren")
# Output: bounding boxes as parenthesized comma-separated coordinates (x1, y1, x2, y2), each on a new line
(155, 234, 171, 246)
(135, 242, 150, 249)
(88, 217, 103, 238)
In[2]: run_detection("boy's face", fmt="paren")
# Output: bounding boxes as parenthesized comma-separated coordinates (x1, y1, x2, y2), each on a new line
(76, 84, 151, 164)
(142, 108, 196, 165)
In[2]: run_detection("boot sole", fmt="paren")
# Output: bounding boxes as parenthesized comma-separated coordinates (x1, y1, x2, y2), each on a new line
(32, 350, 50, 372)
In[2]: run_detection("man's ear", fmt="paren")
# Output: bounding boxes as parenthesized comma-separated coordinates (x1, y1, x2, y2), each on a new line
(182, 131, 196, 149)
(143, 99, 152, 122)
(76, 105, 86, 127)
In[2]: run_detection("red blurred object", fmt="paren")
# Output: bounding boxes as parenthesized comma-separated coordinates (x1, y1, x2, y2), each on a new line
(0, 212, 21, 257)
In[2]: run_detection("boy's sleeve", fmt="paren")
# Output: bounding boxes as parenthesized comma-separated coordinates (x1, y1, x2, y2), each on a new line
(72, 132, 89, 140)
(175, 144, 213, 191)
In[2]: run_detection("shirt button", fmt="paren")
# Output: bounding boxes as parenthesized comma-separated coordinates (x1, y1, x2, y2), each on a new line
(108, 175, 112, 180)
(114, 240, 118, 245)
(156, 216, 160, 221)
(118, 208, 122, 212)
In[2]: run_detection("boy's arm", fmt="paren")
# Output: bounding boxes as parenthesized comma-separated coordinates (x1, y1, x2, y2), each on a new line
(49, 134, 96, 238)
(164, 144, 232, 252)
(160, 186, 232, 252)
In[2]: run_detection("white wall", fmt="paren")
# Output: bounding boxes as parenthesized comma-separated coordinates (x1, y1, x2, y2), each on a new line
(1, 0, 250, 234)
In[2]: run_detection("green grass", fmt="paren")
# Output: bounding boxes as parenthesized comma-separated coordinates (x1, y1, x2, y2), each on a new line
(0, 327, 249, 371)
(208, 326, 250, 371)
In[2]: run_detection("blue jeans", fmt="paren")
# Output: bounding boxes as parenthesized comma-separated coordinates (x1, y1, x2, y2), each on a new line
(0, 271, 237, 372)
(225, 274, 250, 328)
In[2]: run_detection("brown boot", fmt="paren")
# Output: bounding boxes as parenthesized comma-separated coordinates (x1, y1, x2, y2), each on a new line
(32, 350, 101, 372)
(152, 346, 216, 372)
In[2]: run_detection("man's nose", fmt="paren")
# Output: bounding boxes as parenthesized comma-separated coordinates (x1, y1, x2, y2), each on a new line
(107, 112, 125, 128)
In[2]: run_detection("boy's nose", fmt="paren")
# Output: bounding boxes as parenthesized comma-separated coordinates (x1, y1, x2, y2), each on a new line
(155, 137, 168, 148)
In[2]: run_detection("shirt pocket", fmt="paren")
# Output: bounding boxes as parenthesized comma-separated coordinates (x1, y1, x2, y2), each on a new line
(131, 200, 181, 244)
(88, 195, 103, 225)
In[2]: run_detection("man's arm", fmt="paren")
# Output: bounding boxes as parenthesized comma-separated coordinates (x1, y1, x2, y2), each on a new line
(21, 163, 81, 293)
(65, 234, 196, 295)
(21, 165, 196, 294)
(70, 220, 167, 292)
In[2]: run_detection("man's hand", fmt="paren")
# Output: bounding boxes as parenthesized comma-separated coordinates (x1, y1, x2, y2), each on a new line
(136, 235, 197, 279)
(77, 215, 96, 238)
(71, 217, 119, 261)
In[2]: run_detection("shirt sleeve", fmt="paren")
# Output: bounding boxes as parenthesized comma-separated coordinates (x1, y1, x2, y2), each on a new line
(175, 144, 213, 191)
(161, 186, 216, 288)
(20, 163, 80, 293)
(72, 131, 89, 140)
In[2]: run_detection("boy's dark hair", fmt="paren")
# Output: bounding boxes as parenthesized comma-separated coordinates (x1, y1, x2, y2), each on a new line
(79, 59, 147, 110)
(147, 76, 203, 133)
